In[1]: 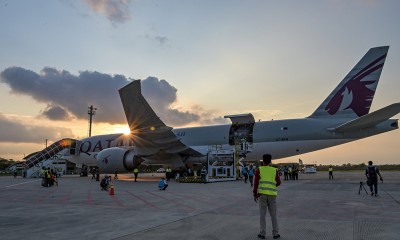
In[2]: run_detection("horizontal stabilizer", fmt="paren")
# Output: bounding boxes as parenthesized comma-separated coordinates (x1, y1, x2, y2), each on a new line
(330, 103, 400, 133)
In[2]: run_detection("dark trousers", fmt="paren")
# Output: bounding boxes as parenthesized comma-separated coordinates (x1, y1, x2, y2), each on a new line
(244, 174, 248, 183)
(369, 179, 378, 194)
(201, 175, 207, 183)
(284, 173, 288, 181)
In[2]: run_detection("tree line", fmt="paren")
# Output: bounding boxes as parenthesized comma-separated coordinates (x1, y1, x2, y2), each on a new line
(316, 163, 400, 171)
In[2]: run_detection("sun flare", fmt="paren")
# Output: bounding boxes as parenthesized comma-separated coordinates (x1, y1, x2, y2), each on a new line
(109, 125, 131, 135)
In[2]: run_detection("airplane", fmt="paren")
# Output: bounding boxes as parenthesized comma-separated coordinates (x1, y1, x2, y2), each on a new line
(23, 46, 400, 175)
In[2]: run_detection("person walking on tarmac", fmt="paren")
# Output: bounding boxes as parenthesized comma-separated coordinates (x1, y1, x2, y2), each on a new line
(133, 167, 139, 182)
(248, 165, 255, 187)
(366, 161, 383, 197)
(328, 165, 334, 180)
(253, 154, 281, 239)
(242, 164, 249, 184)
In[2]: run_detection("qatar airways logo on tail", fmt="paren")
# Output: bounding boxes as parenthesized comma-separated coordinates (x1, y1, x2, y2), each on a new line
(325, 54, 386, 117)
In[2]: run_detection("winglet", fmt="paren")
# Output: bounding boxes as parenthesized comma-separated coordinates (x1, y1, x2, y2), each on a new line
(310, 46, 389, 119)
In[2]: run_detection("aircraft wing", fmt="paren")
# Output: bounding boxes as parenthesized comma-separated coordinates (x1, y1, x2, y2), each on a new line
(330, 103, 400, 133)
(118, 80, 204, 157)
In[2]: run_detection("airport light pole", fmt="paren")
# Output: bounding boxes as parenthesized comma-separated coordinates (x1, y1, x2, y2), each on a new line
(88, 105, 97, 137)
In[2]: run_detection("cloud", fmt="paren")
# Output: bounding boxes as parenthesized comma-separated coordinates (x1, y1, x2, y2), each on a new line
(1, 66, 129, 124)
(39, 104, 72, 121)
(141, 77, 225, 126)
(144, 35, 169, 46)
(1, 67, 226, 127)
(84, 0, 131, 23)
(0, 113, 74, 143)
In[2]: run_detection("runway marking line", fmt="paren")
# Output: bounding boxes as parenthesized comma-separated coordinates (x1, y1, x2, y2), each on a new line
(87, 190, 93, 205)
(3, 179, 40, 188)
(110, 194, 125, 208)
(125, 190, 158, 209)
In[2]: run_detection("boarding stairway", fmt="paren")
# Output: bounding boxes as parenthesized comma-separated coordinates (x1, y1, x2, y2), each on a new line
(22, 138, 78, 177)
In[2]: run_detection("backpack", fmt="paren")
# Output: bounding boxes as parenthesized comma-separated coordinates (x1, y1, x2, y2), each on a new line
(367, 166, 377, 178)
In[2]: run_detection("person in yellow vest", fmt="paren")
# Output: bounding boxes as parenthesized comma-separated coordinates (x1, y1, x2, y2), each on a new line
(328, 165, 333, 180)
(165, 166, 172, 181)
(253, 154, 281, 239)
(133, 167, 139, 182)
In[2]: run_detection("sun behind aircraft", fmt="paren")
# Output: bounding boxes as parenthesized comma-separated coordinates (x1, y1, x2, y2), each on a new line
(28, 46, 399, 174)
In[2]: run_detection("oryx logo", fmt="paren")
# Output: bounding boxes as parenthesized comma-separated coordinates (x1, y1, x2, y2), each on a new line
(325, 53, 386, 117)
(102, 155, 111, 164)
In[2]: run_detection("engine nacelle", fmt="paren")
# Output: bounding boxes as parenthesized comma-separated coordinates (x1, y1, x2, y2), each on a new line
(96, 147, 142, 173)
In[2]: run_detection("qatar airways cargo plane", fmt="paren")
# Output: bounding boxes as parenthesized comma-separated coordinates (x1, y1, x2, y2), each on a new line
(60, 46, 399, 173)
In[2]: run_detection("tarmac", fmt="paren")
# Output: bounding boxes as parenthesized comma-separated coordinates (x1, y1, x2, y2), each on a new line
(0, 171, 399, 240)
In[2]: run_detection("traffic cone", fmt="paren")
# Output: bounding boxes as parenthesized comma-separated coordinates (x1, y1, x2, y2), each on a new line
(109, 184, 115, 195)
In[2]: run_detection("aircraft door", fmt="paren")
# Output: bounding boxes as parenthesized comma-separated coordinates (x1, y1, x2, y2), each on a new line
(224, 113, 255, 150)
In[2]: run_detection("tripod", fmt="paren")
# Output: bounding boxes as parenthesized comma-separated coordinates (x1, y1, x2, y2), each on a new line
(358, 181, 368, 195)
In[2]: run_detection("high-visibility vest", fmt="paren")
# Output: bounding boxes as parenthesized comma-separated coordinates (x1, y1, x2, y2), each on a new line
(288, 167, 292, 173)
(133, 168, 139, 173)
(329, 167, 333, 172)
(258, 166, 278, 196)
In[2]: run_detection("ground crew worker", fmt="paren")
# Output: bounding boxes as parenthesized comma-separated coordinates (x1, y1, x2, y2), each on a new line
(328, 165, 334, 180)
(253, 154, 281, 239)
(165, 166, 172, 181)
(292, 165, 296, 180)
(46, 167, 52, 187)
(133, 167, 139, 182)
(288, 165, 292, 180)
(41, 167, 47, 187)
(114, 169, 118, 180)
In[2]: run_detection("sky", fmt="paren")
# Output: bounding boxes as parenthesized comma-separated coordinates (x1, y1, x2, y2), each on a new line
(0, 0, 400, 165)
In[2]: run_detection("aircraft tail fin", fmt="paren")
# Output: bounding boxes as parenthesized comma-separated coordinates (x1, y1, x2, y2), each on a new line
(309, 46, 389, 118)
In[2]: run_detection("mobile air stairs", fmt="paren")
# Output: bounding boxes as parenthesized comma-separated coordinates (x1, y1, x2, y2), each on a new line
(22, 138, 79, 178)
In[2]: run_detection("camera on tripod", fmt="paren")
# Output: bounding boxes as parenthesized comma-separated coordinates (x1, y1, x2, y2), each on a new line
(358, 181, 368, 195)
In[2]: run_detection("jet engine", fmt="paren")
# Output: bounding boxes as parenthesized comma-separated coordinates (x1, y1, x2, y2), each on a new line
(96, 147, 142, 173)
